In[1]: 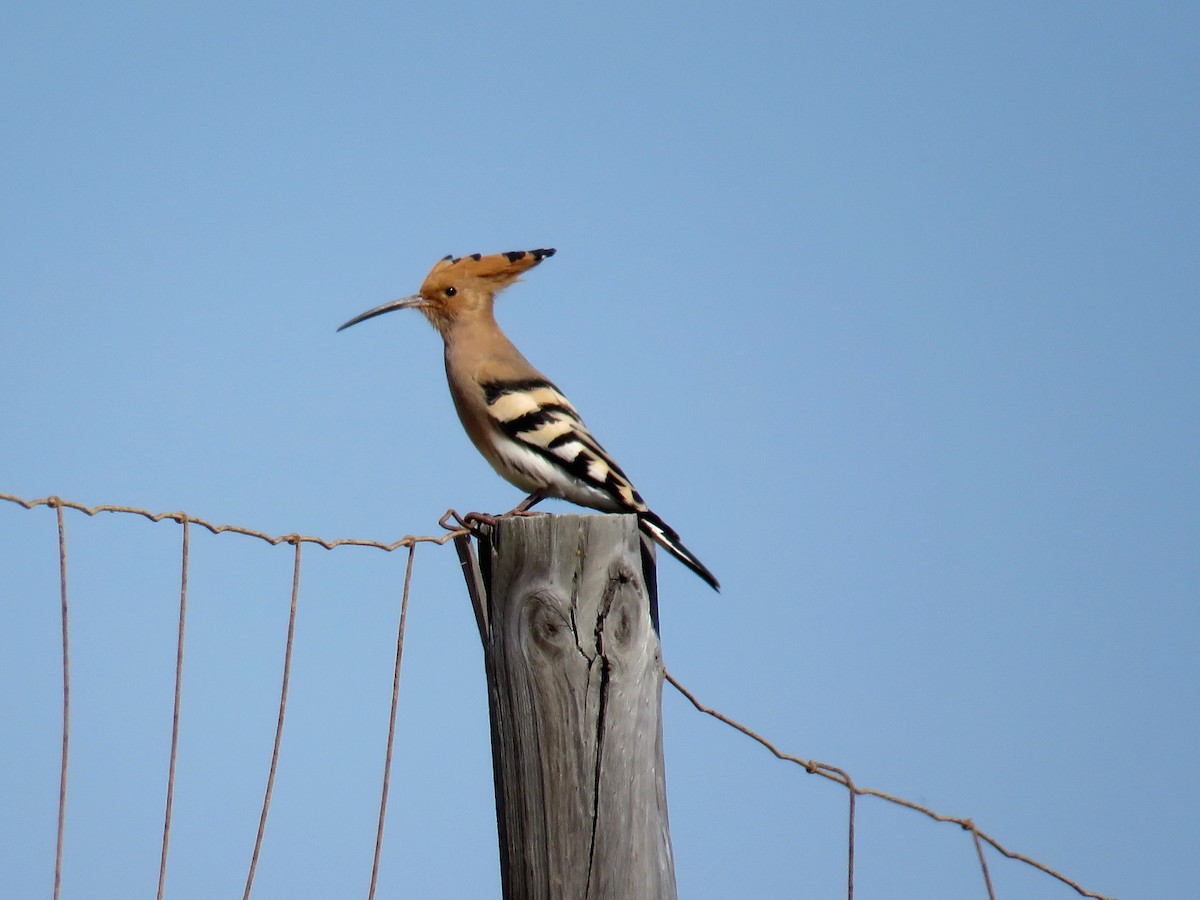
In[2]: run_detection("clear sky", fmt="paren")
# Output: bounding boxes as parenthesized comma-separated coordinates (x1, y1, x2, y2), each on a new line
(2, 2, 1196, 898)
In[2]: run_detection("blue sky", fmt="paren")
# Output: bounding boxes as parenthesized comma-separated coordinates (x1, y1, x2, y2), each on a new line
(2, 2, 1196, 897)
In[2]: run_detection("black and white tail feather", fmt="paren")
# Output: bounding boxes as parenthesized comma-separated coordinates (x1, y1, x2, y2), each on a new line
(635, 508, 720, 592)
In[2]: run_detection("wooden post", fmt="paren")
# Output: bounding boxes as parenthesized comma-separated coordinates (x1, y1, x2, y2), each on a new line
(455, 514, 677, 900)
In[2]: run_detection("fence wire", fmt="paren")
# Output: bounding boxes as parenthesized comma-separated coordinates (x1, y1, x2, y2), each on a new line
(156, 517, 188, 900)
(52, 501, 69, 900)
(1, 491, 1115, 900)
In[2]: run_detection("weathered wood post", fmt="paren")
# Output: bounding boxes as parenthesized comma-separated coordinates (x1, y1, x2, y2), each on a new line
(455, 513, 677, 900)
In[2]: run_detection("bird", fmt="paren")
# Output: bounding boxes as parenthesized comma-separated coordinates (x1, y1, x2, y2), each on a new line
(337, 248, 719, 591)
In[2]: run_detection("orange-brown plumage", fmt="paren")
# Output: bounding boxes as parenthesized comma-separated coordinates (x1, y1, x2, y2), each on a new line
(384, 249, 553, 337)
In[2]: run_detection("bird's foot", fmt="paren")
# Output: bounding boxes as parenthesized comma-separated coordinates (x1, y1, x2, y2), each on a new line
(503, 491, 547, 517)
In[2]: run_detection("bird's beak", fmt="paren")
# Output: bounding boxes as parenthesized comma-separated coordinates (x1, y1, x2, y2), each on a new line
(336, 294, 427, 332)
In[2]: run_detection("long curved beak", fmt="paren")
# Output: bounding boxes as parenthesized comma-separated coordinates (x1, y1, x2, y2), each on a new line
(336, 294, 427, 332)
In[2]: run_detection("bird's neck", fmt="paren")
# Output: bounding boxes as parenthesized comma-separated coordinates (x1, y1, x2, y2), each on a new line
(442, 311, 531, 376)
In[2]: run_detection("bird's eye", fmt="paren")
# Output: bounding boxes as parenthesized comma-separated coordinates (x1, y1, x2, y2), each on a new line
(444, 286, 457, 297)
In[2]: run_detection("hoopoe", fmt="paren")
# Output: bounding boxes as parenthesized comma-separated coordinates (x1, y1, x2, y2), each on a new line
(338, 248, 720, 591)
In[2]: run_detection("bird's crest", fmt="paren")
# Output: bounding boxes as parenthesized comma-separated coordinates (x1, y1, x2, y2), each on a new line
(420, 248, 555, 297)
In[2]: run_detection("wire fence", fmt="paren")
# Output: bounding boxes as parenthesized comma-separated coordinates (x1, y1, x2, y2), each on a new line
(0, 491, 1115, 900)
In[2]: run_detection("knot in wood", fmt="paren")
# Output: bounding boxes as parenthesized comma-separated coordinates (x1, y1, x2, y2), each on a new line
(520, 590, 573, 659)
(597, 566, 643, 655)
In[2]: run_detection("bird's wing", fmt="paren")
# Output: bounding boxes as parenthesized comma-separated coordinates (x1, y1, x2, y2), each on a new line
(481, 377, 646, 511)
(482, 376, 720, 591)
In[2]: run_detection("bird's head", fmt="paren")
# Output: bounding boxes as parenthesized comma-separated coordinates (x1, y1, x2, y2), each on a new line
(337, 248, 556, 337)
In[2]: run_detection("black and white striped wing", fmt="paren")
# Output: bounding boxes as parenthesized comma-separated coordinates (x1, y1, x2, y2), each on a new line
(482, 377, 720, 591)
(482, 378, 645, 513)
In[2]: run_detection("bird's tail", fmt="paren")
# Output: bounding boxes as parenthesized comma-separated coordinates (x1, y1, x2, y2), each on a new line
(638, 509, 720, 591)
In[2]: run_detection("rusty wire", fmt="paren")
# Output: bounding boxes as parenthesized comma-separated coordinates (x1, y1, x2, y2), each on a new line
(242, 539, 303, 900)
(156, 517, 189, 900)
(0, 492, 469, 551)
(846, 789, 855, 899)
(51, 499, 70, 900)
(368, 543, 417, 899)
(664, 671, 1115, 900)
(973, 826, 998, 900)
(2, 491, 1116, 900)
